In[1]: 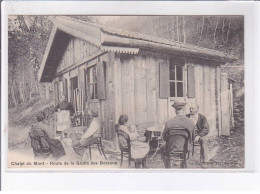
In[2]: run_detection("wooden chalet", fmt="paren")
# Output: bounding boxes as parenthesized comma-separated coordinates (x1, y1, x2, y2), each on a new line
(39, 17, 236, 149)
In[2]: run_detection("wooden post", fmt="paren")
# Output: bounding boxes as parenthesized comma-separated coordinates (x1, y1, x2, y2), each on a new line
(215, 65, 222, 136)
(45, 83, 50, 99)
(230, 83, 235, 128)
(113, 53, 122, 133)
(220, 73, 230, 136)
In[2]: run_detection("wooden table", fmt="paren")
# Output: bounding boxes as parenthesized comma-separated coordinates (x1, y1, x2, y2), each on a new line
(144, 125, 164, 161)
(62, 126, 86, 140)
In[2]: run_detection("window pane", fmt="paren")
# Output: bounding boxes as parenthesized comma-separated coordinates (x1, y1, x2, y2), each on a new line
(94, 83, 98, 99)
(89, 68, 94, 84)
(169, 64, 175, 80)
(170, 82, 176, 97)
(177, 82, 183, 97)
(89, 84, 94, 99)
(176, 65, 183, 81)
(94, 66, 97, 83)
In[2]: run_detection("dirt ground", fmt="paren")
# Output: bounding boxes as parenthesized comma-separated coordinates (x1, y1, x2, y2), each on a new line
(8, 97, 244, 169)
(8, 125, 244, 169)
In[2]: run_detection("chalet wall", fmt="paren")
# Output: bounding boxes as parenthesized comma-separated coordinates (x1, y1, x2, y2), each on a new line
(117, 53, 168, 127)
(117, 53, 220, 137)
(189, 58, 219, 136)
(56, 37, 99, 73)
(53, 39, 116, 142)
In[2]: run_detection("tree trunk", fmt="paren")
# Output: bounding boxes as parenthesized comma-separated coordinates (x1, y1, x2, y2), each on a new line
(176, 16, 180, 42)
(19, 81, 25, 102)
(45, 83, 50, 99)
(182, 16, 186, 43)
(222, 18, 226, 44)
(214, 17, 219, 46)
(198, 16, 205, 46)
(11, 82, 18, 107)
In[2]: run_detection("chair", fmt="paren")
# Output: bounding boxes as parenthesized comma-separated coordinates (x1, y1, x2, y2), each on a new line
(116, 128, 147, 168)
(191, 130, 202, 162)
(164, 128, 191, 168)
(29, 130, 52, 158)
(82, 126, 107, 161)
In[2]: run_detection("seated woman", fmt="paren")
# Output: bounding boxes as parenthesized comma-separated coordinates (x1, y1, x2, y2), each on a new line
(116, 115, 149, 159)
(29, 112, 66, 159)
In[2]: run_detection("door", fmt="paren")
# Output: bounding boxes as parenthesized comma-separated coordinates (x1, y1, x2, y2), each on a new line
(70, 76, 78, 109)
(220, 73, 231, 136)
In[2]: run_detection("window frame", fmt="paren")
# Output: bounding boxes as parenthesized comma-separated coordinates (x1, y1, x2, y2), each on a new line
(169, 58, 185, 98)
(86, 65, 98, 100)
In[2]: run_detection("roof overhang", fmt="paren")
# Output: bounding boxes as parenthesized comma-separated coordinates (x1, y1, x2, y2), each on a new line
(39, 17, 236, 83)
(39, 17, 102, 82)
(100, 30, 236, 63)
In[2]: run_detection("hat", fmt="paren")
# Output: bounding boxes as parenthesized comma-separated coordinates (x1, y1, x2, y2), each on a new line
(87, 110, 99, 117)
(171, 100, 187, 110)
(36, 112, 44, 122)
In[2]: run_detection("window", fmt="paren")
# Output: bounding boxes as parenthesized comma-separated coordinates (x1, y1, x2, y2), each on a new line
(169, 58, 184, 97)
(86, 65, 98, 99)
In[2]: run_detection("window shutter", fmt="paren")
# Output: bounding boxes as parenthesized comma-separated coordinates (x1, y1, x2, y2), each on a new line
(63, 78, 68, 100)
(54, 82, 59, 105)
(159, 62, 170, 98)
(97, 61, 106, 100)
(187, 64, 195, 98)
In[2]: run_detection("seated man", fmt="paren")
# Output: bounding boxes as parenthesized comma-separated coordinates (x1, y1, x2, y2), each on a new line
(160, 101, 195, 168)
(72, 110, 101, 155)
(186, 103, 213, 166)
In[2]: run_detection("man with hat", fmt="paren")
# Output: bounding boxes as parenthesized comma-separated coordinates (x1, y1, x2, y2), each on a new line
(186, 103, 216, 167)
(72, 109, 102, 155)
(160, 100, 195, 168)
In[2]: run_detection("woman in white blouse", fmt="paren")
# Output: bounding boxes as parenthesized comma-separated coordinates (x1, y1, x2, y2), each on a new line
(116, 115, 149, 159)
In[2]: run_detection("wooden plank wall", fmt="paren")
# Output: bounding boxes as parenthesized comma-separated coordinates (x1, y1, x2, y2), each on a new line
(134, 55, 148, 124)
(191, 58, 218, 136)
(53, 36, 116, 142)
(102, 53, 116, 141)
(220, 73, 230, 136)
(121, 55, 135, 125)
(56, 37, 99, 73)
(118, 52, 169, 128)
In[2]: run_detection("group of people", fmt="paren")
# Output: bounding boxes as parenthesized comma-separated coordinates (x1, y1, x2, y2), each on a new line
(30, 93, 212, 168)
(160, 101, 211, 168)
(115, 101, 211, 168)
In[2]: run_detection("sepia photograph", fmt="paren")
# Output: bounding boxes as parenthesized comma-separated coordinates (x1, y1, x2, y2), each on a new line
(7, 15, 244, 170)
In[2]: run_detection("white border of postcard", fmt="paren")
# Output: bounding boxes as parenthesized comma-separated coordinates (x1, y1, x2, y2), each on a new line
(1, 0, 260, 190)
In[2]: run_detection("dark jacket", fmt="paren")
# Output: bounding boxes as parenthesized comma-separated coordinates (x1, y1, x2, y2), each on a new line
(30, 129, 66, 159)
(55, 101, 74, 116)
(186, 113, 209, 137)
(162, 115, 195, 153)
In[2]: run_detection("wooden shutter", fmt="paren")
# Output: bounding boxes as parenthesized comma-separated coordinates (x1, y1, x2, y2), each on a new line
(187, 64, 195, 98)
(54, 81, 59, 105)
(63, 78, 68, 100)
(97, 61, 106, 100)
(159, 62, 170, 98)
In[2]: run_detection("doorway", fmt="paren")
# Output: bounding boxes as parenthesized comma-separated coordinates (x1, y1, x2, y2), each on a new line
(70, 76, 78, 109)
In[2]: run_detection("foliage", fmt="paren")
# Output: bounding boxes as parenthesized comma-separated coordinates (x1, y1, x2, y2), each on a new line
(8, 16, 244, 108)
(102, 16, 244, 61)
(8, 16, 94, 107)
